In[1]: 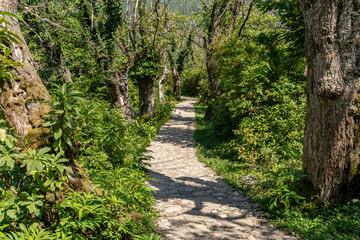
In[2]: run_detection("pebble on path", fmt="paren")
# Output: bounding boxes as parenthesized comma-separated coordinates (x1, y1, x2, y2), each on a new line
(146, 97, 295, 240)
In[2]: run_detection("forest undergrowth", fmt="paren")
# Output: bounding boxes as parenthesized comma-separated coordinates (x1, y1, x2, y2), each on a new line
(195, 105, 360, 239)
(0, 82, 173, 239)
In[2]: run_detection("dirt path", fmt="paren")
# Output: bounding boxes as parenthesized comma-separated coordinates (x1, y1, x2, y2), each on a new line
(146, 97, 294, 240)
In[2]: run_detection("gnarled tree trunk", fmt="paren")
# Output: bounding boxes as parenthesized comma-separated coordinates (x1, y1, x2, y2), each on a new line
(111, 67, 137, 120)
(0, 1, 98, 194)
(138, 78, 155, 117)
(159, 65, 170, 103)
(300, 0, 360, 204)
(0, 0, 51, 148)
(205, 51, 221, 99)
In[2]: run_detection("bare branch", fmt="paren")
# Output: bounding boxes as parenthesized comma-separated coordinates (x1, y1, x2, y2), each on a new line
(214, 0, 232, 29)
(22, 6, 71, 32)
(237, 2, 253, 38)
(21, 19, 44, 43)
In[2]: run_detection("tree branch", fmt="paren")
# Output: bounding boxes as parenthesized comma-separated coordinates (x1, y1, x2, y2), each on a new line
(237, 2, 253, 38)
(22, 6, 72, 32)
(214, 0, 232, 29)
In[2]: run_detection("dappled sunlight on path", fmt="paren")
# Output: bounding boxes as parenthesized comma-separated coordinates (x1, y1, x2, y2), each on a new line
(146, 97, 295, 240)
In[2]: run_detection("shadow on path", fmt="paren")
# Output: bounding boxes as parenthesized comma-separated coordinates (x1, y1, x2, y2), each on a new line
(146, 97, 294, 240)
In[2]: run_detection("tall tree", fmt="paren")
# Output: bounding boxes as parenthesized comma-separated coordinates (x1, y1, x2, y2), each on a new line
(79, 0, 138, 120)
(119, 0, 170, 117)
(300, 0, 360, 204)
(202, 0, 248, 98)
(0, 0, 52, 148)
(0, 1, 97, 194)
(168, 33, 193, 101)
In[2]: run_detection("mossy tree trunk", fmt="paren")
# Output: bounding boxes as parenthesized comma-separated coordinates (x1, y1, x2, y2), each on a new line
(0, 0, 98, 194)
(172, 66, 181, 101)
(300, 0, 360, 204)
(159, 65, 170, 103)
(138, 78, 156, 117)
(0, 0, 51, 148)
(110, 66, 137, 120)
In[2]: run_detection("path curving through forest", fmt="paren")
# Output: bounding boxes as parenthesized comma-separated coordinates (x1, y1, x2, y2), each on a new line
(146, 97, 294, 240)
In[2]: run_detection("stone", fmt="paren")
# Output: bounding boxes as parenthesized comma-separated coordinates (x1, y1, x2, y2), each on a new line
(158, 219, 171, 230)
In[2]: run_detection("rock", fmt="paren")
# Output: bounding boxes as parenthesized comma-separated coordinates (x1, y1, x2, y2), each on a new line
(158, 219, 171, 230)
(241, 175, 256, 185)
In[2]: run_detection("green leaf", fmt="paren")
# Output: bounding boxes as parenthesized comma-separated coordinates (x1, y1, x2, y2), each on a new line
(4, 137, 14, 149)
(58, 108, 66, 114)
(43, 121, 57, 127)
(0, 129, 5, 141)
(63, 135, 72, 147)
(38, 147, 51, 155)
(61, 83, 68, 95)
(0, 211, 4, 222)
(22, 159, 43, 172)
(27, 203, 40, 217)
(0, 156, 6, 167)
(54, 128, 63, 140)
(5, 154, 14, 169)
(0, 12, 21, 20)
(6, 210, 17, 219)
(65, 101, 73, 110)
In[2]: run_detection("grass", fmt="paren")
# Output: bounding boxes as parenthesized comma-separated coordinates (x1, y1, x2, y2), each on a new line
(194, 104, 360, 240)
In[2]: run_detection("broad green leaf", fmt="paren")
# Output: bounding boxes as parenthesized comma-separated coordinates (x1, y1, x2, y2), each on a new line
(0, 129, 5, 141)
(22, 159, 43, 172)
(6, 209, 16, 219)
(57, 110, 65, 115)
(0, 156, 6, 167)
(5, 154, 14, 169)
(43, 121, 57, 127)
(38, 147, 51, 155)
(4, 137, 13, 149)
(27, 203, 40, 216)
(54, 128, 63, 140)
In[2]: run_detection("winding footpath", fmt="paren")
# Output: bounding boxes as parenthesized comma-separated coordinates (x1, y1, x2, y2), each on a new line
(146, 97, 294, 240)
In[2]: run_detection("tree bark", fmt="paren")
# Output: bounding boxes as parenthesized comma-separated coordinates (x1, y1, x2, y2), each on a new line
(110, 67, 137, 120)
(0, 1, 98, 194)
(0, 0, 51, 148)
(206, 51, 220, 99)
(300, 0, 360, 204)
(158, 65, 170, 103)
(172, 66, 181, 101)
(138, 78, 155, 117)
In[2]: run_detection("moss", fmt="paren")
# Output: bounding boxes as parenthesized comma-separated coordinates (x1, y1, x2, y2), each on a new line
(350, 158, 360, 179)
(70, 160, 103, 195)
(27, 104, 51, 128)
(24, 127, 49, 149)
(20, 80, 50, 102)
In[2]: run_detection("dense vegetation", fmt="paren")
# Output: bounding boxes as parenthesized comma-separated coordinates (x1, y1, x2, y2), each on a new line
(180, 1, 360, 239)
(0, 1, 176, 239)
(1, 0, 360, 239)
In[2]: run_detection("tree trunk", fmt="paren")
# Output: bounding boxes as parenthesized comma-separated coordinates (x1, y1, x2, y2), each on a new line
(138, 78, 155, 117)
(206, 51, 220, 99)
(0, 1, 98, 194)
(111, 67, 137, 120)
(158, 65, 170, 103)
(0, 0, 51, 148)
(300, 0, 360, 204)
(172, 66, 181, 101)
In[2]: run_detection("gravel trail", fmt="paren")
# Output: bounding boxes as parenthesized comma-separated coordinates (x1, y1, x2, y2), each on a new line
(146, 97, 295, 240)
